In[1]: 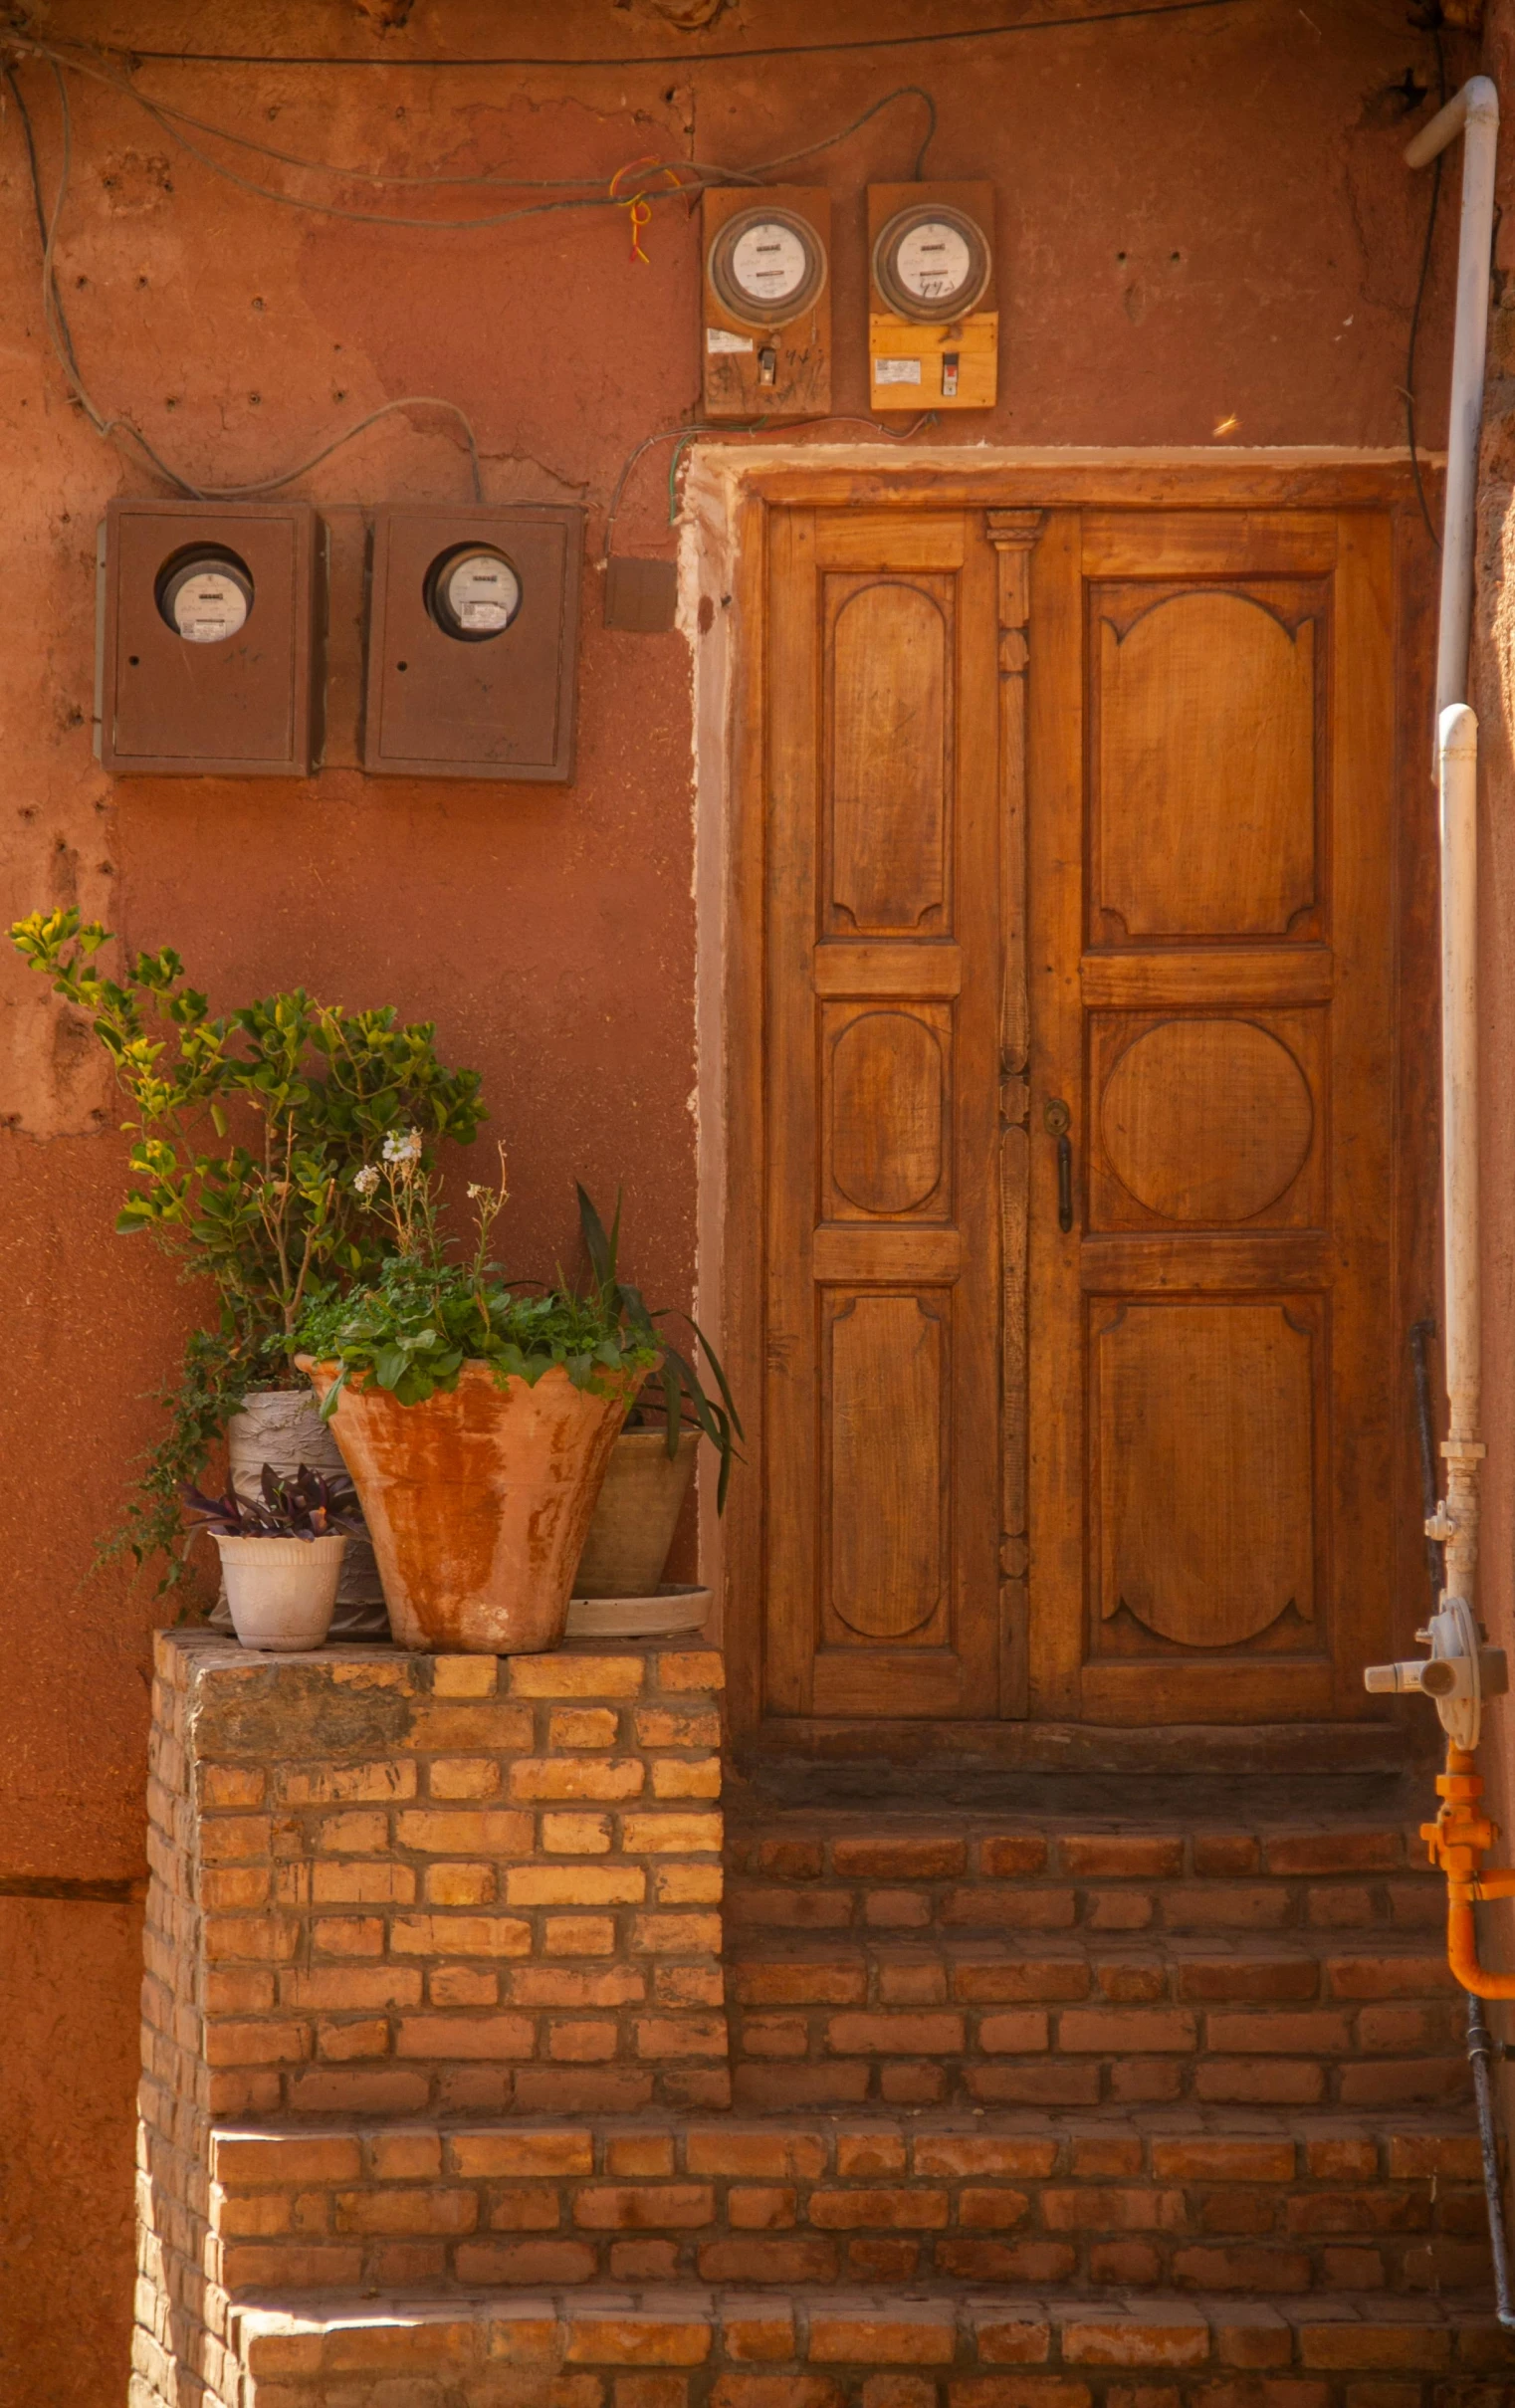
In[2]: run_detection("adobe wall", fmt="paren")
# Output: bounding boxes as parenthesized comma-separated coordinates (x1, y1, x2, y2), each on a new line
(0, 0, 1484, 2397)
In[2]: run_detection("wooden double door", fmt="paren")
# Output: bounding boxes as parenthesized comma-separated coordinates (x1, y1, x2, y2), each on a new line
(737, 484, 1402, 1733)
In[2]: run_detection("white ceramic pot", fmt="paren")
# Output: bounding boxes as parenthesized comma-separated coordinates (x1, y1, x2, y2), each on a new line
(213, 1388, 388, 1639)
(215, 1533, 345, 1652)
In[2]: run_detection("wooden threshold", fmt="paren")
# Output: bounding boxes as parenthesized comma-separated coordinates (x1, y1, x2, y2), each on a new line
(737, 1715, 1421, 1780)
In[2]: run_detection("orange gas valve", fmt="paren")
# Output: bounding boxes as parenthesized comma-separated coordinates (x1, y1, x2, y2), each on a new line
(1367, 1600, 1515, 1997)
(1419, 1751, 1515, 1999)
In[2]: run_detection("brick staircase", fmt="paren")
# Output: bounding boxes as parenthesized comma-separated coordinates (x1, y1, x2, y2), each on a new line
(132, 1635, 1515, 2408)
(211, 2107, 1488, 2297)
(724, 1811, 1466, 2116)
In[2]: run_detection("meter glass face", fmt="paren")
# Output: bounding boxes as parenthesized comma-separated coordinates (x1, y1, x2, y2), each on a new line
(873, 204, 991, 324)
(895, 220, 974, 307)
(731, 221, 809, 309)
(160, 553, 253, 643)
(709, 205, 826, 328)
(430, 547, 522, 639)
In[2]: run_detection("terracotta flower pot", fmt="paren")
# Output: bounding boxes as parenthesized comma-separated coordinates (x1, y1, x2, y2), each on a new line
(297, 1356, 644, 1653)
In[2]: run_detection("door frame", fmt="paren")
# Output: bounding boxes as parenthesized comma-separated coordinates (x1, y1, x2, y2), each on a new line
(689, 450, 1436, 1764)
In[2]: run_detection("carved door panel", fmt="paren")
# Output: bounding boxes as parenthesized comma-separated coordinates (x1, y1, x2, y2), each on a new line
(762, 510, 1005, 1719)
(1027, 509, 1395, 1722)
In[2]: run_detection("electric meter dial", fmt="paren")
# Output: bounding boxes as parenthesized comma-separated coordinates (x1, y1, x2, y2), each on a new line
(708, 205, 827, 328)
(872, 202, 992, 324)
(426, 546, 523, 641)
(157, 549, 254, 644)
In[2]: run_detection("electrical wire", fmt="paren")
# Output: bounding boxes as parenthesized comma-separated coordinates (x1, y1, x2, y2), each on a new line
(10, 45, 935, 194)
(37, 0, 1256, 70)
(5, 62, 484, 499)
(602, 413, 940, 565)
(1404, 26, 1448, 553)
(10, 44, 639, 233)
(7, 52, 935, 520)
(11, 43, 933, 232)
(4, 46, 939, 505)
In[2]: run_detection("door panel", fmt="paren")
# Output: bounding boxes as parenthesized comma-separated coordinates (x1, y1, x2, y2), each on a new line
(763, 509, 1002, 1720)
(1028, 508, 1394, 1724)
(1091, 583, 1321, 942)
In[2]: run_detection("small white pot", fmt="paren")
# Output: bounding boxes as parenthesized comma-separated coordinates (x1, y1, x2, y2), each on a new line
(219, 1388, 387, 1639)
(214, 1533, 345, 1652)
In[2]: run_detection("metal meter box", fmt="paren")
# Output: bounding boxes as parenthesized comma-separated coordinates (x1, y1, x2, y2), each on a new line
(97, 499, 320, 776)
(702, 185, 831, 420)
(363, 504, 582, 781)
(867, 181, 998, 412)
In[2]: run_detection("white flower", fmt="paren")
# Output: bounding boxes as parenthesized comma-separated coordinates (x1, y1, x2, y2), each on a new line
(352, 1164, 380, 1197)
(467, 1184, 489, 1201)
(382, 1128, 422, 1166)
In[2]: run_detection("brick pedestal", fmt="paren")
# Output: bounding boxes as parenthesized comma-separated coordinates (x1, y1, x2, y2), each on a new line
(134, 1630, 725, 2408)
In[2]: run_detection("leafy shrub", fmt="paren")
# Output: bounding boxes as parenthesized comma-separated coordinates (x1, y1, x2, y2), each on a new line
(10, 908, 484, 1585)
(296, 1149, 659, 1417)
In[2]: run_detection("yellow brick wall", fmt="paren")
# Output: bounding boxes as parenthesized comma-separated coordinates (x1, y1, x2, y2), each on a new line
(132, 1630, 725, 2408)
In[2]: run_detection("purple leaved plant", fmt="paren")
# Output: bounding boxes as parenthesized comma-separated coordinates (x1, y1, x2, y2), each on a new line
(180, 1462, 364, 1542)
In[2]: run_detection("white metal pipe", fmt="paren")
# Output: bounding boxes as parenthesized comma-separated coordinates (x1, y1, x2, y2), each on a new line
(1406, 76, 1499, 721)
(1405, 81, 1499, 1608)
(1440, 703, 1481, 1448)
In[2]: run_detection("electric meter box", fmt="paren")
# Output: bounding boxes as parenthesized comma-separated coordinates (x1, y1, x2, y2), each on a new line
(362, 504, 582, 781)
(96, 499, 320, 776)
(702, 185, 831, 420)
(867, 181, 998, 412)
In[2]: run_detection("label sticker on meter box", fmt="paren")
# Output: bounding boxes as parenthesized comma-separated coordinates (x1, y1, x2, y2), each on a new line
(707, 328, 756, 353)
(875, 357, 923, 385)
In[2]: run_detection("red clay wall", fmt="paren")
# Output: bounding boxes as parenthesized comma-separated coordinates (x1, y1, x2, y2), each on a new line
(0, 1, 1480, 2398)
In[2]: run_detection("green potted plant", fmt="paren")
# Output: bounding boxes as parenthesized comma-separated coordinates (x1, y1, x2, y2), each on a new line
(566, 1187, 742, 1639)
(10, 909, 484, 1627)
(296, 1145, 660, 1654)
(180, 1463, 363, 1652)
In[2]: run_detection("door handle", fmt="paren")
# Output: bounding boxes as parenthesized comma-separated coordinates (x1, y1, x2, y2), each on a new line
(1044, 1098, 1074, 1233)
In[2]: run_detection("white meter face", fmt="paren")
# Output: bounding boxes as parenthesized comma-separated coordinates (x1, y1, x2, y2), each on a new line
(873, 203, 991, 325)
(708, 205, 826, 328)
(895, 220, 974, 307)
(428, 545, 522, 641)
(160, 554, 254, 644)
(443, 550, 521, 634)
(731, 221, 808, 309)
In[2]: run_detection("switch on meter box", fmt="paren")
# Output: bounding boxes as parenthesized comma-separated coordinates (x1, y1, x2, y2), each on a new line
(363, 504, 583, 780)
(96, 499, 319, 775)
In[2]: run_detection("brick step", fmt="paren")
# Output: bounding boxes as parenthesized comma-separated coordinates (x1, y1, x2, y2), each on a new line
(191, 2285, 1515, 2408)
(727, 1933, 1467, 2112)
(206, 2109, 1490, 2297)
(726, 1814, 1443, 1941)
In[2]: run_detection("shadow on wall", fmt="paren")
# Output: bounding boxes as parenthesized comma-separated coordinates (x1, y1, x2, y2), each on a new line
(0, 1897, 142, 2408)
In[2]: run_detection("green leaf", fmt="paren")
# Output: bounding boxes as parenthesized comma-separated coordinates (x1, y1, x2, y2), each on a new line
(373, 1344, 408, 1391)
